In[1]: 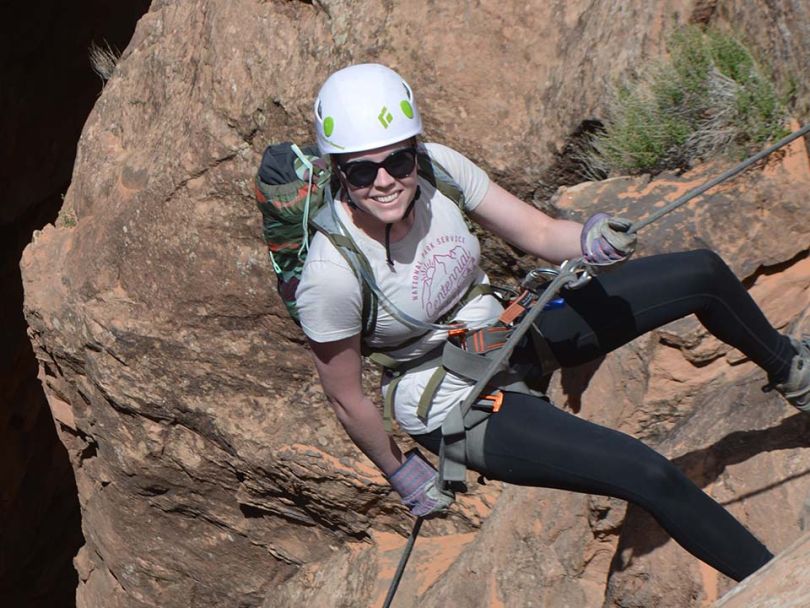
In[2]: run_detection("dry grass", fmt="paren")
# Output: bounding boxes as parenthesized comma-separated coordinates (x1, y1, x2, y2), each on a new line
(89, 41, 121, 83)
(582, 26, 788, 176)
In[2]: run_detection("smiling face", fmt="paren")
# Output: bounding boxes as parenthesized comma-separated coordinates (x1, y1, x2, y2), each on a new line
(335, 139, 419, 228)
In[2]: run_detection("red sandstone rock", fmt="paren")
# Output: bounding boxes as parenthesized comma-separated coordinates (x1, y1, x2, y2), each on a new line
(18, 1, 810, 607)
(714, 532, 810, 607)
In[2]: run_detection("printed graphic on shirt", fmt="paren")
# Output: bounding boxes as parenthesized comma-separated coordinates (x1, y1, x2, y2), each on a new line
(411, 235, 476, 318)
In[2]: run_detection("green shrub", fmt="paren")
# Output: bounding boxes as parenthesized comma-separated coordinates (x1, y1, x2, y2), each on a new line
(587, 26, 788, 176)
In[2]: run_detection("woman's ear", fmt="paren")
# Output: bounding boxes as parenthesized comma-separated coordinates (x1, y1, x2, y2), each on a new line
(329, 155, 346, 197)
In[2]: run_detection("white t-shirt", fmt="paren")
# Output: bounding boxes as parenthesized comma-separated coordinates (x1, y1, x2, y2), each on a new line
(296, 143, 503, 433)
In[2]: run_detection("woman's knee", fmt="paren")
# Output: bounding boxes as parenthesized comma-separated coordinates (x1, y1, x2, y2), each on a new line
(678, 249, 734, 293)
(630, 453, 693, 505)
(689, 248, 730, 276)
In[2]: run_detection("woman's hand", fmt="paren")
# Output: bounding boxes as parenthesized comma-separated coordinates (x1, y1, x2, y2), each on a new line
(388, 449, 455, 517)
(580, 212, 637, 269)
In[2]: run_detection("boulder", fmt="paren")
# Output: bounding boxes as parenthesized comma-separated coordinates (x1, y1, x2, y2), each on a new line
(0, 3, 149, 606)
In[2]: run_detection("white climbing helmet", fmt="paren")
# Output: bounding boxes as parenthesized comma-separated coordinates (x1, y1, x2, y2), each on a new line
(314, 63, 423, 155)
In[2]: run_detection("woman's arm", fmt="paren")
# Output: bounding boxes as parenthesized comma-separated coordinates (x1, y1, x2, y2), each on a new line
(309, 334, 455, 517)
(308, 333, 405, 476)
(469, 181, 583, 264)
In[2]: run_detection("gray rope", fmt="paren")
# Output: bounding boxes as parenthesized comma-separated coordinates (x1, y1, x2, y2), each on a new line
(629, 124, 810, 234)
(382, 516, 424, 608)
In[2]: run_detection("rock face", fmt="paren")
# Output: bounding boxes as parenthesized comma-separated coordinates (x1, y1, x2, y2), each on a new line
(18, 1, 810, 607)
(714, 532, 810, 607)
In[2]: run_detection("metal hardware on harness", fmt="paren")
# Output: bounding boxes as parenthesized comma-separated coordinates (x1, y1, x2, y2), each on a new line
(439, 258, 589, 488)
(498, 268, 568, 326)
(522, 267, 560, 291)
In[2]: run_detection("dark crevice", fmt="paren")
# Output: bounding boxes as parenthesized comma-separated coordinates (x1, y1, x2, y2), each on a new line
(79, 440, 98, 464)
(531, 118, 609, 206)
(741, 249, 810, 288)
(0, 2, 151, 607)
(240, 503, 271, 519)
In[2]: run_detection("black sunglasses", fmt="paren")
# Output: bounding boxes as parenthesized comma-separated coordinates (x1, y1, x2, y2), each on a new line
(338, 147, 418, 188)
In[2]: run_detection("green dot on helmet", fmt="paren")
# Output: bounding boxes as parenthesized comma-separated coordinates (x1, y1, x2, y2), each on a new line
(400, 100, 414, 119)
(323, 116, 335, 137)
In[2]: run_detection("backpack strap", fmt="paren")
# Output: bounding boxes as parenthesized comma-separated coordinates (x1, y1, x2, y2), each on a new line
(416, 148, 467, 211)
(309, 210, 378, 337)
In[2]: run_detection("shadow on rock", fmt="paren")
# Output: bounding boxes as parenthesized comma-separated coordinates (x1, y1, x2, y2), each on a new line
(609, 411, 810, 573)
(559, 357, 605, 414)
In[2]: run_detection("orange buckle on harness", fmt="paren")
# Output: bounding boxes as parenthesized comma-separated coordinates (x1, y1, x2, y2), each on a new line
(448, 326, 467, 338)
(470, 326, 511, 353)
(448, 324, 468, 348)
(479, 391, 504, 412)
(498, 289, 535, 326)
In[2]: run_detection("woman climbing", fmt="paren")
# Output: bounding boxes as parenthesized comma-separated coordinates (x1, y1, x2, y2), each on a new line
(295, 63, 810, 582)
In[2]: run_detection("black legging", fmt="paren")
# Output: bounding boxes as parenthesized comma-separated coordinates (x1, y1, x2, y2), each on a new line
(413, 250, 792, 581)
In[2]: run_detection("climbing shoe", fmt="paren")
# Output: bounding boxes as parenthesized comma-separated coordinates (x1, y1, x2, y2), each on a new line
(774, 337, 810, 411)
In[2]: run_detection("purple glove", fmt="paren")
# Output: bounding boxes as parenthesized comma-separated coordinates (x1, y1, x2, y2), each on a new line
(388, 449, 454, 517)
(581, 213, 637, 267)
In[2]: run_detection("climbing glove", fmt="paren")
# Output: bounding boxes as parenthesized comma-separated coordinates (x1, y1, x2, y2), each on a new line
(580, 213, 637, 271)
(388, 449, 454, 518)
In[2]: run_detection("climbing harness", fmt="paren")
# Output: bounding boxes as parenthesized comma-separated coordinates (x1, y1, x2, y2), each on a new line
(439, 259, 586, 487)
(382, 122, 810, 607)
